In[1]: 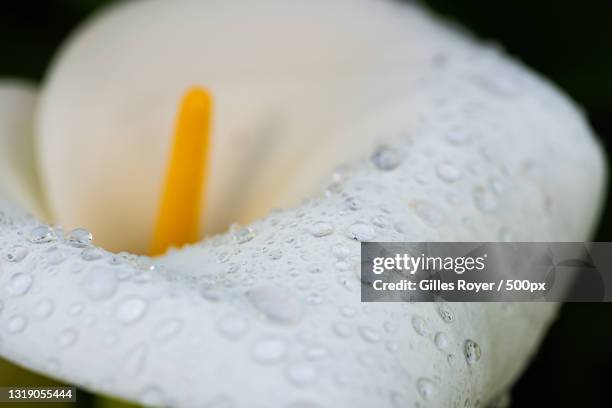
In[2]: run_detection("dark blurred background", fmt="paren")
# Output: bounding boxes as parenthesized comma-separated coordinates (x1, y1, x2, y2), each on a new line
(1, 0, 611, 406)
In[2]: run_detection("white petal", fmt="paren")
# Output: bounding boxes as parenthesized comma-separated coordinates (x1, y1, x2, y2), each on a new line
(1, 51, 606, 406)
(37, 0, 484, 254)
(0, 81, 46, 218)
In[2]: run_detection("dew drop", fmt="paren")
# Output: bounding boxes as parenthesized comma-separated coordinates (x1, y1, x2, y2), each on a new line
(115, 296, 148, 324)
(332, 322, 352, 338)
(339, 306, 356, 318)
(371, 146, 401, 171)
(233, 228, 256, 244)
(331, 244, 350, 259)
(416, 377, 437, 400)
(217, 315, 249, 340)
(464, 339, 482, 365)
(286, 362, 318, 387)
(34, 299, 54, 319)
(344, 197, 362, 211)
(81, 267, 118, 301)
(346, 222, 375, 242)
(45, 247, 64, 265)
(385, 341, 399, 353)
(358, 326, 380, 343)
(81, 247, 103, 261)
(5, 246, 28, 263)
(411, 315, 430, 337)
(67, 228, 93, 248)
(251, 336, 287, 364)
(437, 303, 455, 323)
(247, 287, 303, 325)
(29, 226, 56, 244)
(371, 215, 389, 228)
(7, 315, 27, 333)
(8, 273, 33, 296)
(310, 222, 334, 238)
(58, 329, 78, 348)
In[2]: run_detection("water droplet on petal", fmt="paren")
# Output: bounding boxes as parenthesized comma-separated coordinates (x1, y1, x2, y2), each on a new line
(416, 377, 437, 400)
(251, 336, 287, 364)
(81, 248, 103, 261)
(437, 303, 455, 323)
(344, 197, 362, 211)
(29, 225, 56, 244)
(286, 362, 318, 387)
(247, 287, 303, 325)
(67, 228, 93, 248)
(358, 326, 380, 343)
(7, 315, 27, 333)
(5, 246, 28, 263)
(346, 222, 375, 242)
(332, 322, 352, 338)
(371, 146, 401, 170)
(371, 215, 389, 228)
(217, 315, 249, 340)
(82, 267, 118, 301)
(464, 339, 482, 365)
(385, 341, 399, 353)
(8, 273, 33, 296)
(34, 299, 54, 319)
(332, 244, 350, 259)
(310, 222, 334, 238)
(58, 329, 78, 348)
(339, 306, 356, 318)
(411, 315, 430, 337)
(115, 296, 148, 324)
(45, 247, 64, 265)
(233, 228, 256, 244)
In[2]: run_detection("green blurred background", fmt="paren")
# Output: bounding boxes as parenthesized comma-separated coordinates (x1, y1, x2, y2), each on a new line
(1, 0, 611, 406)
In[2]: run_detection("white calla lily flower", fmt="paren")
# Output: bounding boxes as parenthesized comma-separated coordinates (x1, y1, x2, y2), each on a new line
(0, 0, 607, 407)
